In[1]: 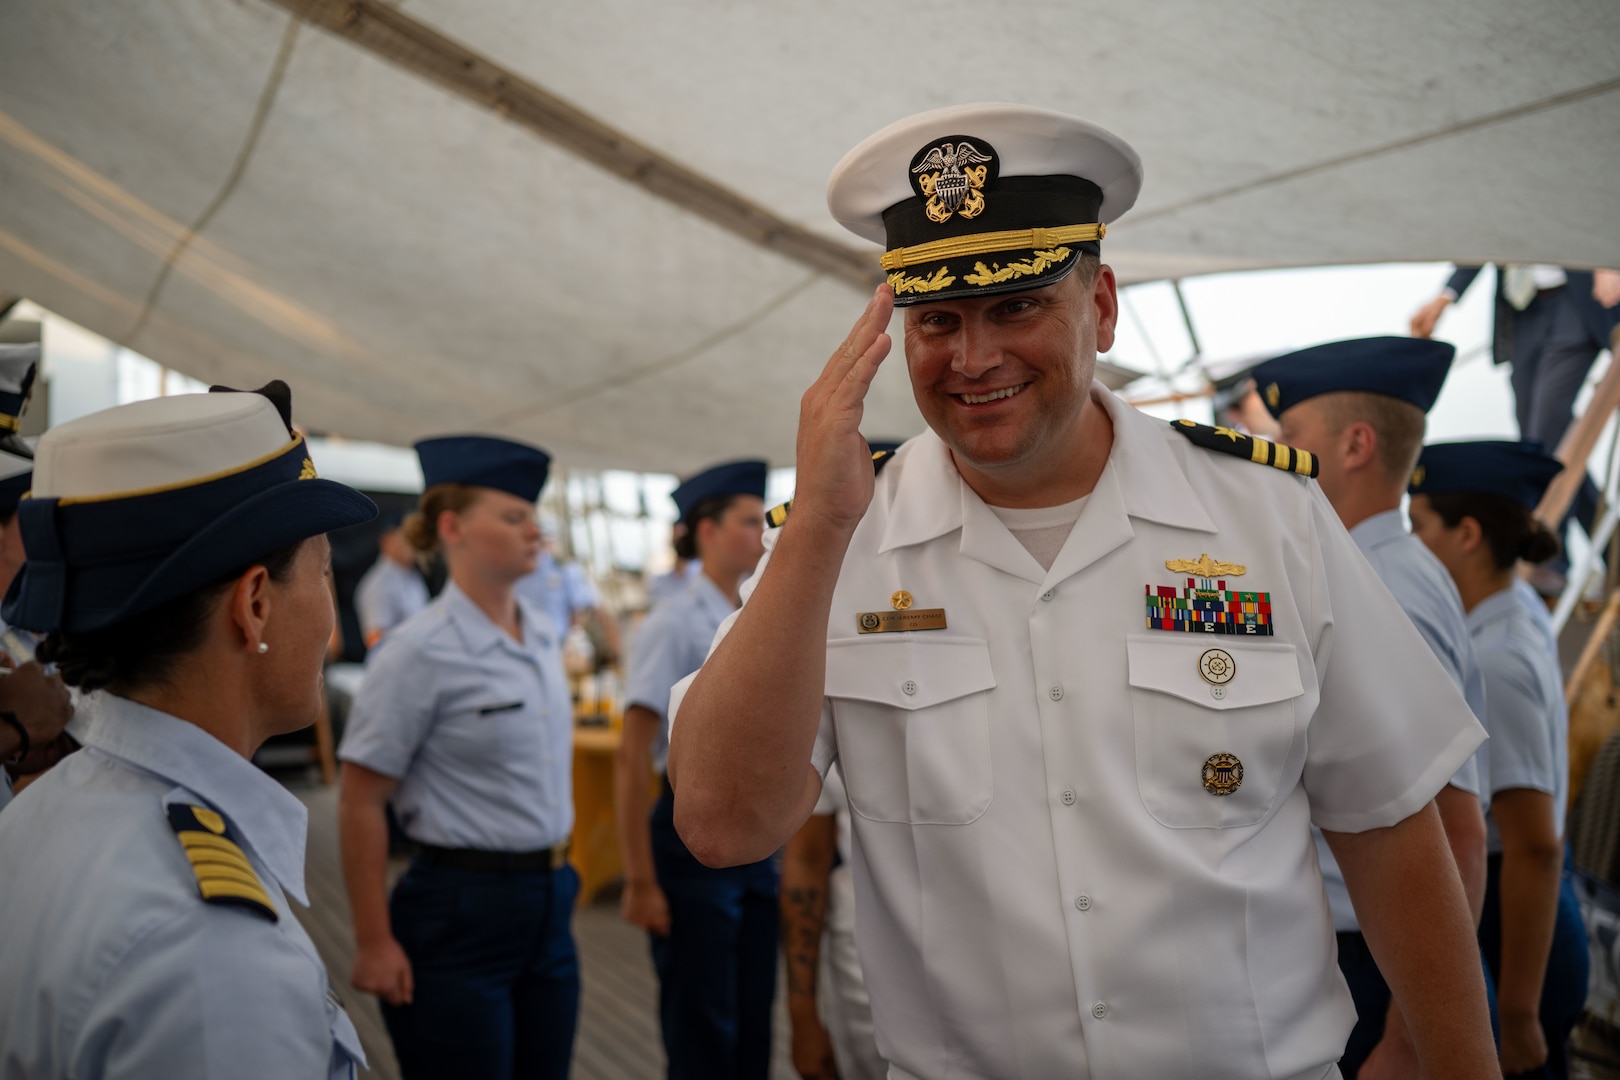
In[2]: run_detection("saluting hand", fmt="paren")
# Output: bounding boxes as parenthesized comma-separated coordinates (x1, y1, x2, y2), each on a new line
(352, 935, 414, 1007)
(790, 284, 895, 534)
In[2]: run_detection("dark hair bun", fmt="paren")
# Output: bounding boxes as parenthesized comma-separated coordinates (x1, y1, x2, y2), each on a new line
(1520, 520, 1562, 566)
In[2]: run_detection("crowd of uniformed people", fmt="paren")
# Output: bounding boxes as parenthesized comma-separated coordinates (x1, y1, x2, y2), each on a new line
(0, 101, 1614, 1080)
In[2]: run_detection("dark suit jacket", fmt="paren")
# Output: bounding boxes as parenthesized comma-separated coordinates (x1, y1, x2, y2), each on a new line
(1448, 265, 1619, 367)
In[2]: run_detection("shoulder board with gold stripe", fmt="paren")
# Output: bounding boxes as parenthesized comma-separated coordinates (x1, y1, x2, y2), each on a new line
(766, 449, 894, 530)
(1169, 420, 1318, 478)
(166, 803, 279, 922)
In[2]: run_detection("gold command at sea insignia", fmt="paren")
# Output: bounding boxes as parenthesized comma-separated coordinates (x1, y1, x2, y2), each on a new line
(891, 590, 913, 610)
(1203, 752, 1243, 796)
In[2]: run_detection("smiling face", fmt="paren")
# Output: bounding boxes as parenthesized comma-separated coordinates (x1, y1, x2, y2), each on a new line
(902, 264, 1118, 476)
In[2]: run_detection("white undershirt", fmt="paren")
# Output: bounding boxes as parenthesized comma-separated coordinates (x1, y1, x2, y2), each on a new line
(988, 495, 1089, 572)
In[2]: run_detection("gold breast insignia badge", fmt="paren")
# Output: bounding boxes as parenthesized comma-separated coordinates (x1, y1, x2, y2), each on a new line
(1147, 554, 1272, 637)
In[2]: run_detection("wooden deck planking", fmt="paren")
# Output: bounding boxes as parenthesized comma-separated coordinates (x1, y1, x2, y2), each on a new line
(287, 780, 797, 1079)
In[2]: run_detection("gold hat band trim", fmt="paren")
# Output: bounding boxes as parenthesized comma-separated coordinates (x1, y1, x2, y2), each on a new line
(0, 415, 18, 433)
(51, 437, 306, 507)
(880, 223, 1106, 271)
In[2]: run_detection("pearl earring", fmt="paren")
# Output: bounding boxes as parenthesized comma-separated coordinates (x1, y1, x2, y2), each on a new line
(257, 642, 269, 655)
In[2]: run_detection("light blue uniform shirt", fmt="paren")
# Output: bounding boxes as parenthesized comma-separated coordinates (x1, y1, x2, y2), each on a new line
(1315, 509, 1490, 931)
(0, 693, 364, 1078)
(647, 561, 702, 608)
(1472, 584, 1569, 854)
(1513, 576, 1558, 656)
(515, 551, 599, 640)
(625, 572, 734, 774)
(340, 581, 574, 851)
(354, 556, 429, 643)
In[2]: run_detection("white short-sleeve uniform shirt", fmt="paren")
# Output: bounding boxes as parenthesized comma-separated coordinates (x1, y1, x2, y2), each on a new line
(673, 389, 1484, 1080)
(0, 695, 365, 1078)
(340, 581, 574, 851)
(1471, 584, 1569, 852)
(1314, 509, 1489, 932)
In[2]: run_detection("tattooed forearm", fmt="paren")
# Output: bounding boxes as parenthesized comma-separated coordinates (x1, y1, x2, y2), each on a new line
(781, 883, 828, 997)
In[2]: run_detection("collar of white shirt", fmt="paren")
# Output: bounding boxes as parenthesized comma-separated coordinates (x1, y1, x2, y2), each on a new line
(76, 692, 312, 905)
(878, 388, 1218, 584)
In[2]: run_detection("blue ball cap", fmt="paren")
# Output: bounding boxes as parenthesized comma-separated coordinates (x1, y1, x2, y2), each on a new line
(415, 436, 551, 503)
(671, 460, 768, 521)
(1408, 440, 1564, 510)
(1253, 337, 1455, 419)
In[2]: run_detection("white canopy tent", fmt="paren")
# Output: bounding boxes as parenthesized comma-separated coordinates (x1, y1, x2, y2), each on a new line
(0, 0, 1616, 473)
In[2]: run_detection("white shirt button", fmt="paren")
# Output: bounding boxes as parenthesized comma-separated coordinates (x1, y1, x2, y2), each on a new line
(1210, 686, 1226, 701)
(1074, 894, 1091, 911)
(1092, 1001, 1108, 1019)
(1049, 685, 1064, 701)
(1041, 589, 1055, 601)
(902, 680, 918, 696)
(1061, 789, 1076, 806)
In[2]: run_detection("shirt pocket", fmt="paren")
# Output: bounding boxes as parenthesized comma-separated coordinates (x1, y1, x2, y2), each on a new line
(1126, 635, 1304, 829)
(325, 989, 368, 1078)
(825, 636, 996, 825)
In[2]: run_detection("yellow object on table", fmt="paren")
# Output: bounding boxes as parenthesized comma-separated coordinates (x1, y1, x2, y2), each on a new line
(569, 714, 659, 908)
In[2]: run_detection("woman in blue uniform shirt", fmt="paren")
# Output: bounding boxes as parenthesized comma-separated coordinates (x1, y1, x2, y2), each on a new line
(615, 459, 773, 1079)
(338, 435, 578, 1080)
(1409, 440, 1588, 1080)
(0, 383, 377, 1078)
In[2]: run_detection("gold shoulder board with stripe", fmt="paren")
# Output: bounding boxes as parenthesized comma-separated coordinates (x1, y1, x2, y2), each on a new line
(166, 803, 278, 922)
(767, 449, 895, 530)
(1169, 420, 1318, 478)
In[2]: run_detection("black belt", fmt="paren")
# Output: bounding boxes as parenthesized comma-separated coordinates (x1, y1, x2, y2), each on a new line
(415, 839, 571, 873)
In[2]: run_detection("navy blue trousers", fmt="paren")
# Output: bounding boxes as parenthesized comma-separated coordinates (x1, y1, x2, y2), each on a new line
(382, 859, 581, 1080)
(649, 786, 779, 1080)
(1480, 854, 1590, 1080)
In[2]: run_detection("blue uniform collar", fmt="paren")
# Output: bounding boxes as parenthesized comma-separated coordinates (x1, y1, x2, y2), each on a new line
(1466, 584, 1521, 631)
(1348, 508, 1406, 552)
(688, 570, 738, 622)
(442, 579, 551, 655)
(76, 692, 311, 905)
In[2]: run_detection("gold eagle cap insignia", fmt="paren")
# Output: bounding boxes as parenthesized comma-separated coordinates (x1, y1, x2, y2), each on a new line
(1165, 553, 1247, 578)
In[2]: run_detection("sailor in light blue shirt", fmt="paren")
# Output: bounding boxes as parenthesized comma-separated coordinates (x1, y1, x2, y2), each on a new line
(353, 512, 429, 648)
(342, 579, 574, 850)
(0, 695, 365, 1078)
(1410, 439, 1587, 1079)
(0, 384, 377, 1078)
(615, 459, 777, 1079)
(338, 435, 581, 1079)
(627, 572, 734, 775)
(516, 544, 600, 639)
(1258, 336, 1492, 1075)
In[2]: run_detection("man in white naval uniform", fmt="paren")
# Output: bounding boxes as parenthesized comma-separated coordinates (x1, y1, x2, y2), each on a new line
(669, 105, 1497, 1080)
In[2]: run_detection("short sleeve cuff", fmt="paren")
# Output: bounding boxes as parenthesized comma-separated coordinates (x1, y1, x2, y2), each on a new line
(1311, 721, 1486, 834)
(335, 743, 409, 780)
(1488, 770, 1557, 798)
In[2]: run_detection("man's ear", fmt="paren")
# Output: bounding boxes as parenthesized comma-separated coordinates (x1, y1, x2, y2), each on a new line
(1341, 422, 1379, 473)
(1090, 264, 1119, 355)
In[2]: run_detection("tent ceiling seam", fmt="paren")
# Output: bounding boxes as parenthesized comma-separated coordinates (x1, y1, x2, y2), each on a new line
(123, 7, 307, 350)
(1131, 74, 1620, 226)
(266, 0, 883, 292)
(479, 271, 821, 429)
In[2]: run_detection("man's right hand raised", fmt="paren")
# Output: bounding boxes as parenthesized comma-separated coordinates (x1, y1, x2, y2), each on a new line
(790, 284, 894, 535)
